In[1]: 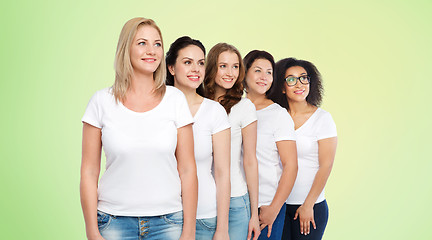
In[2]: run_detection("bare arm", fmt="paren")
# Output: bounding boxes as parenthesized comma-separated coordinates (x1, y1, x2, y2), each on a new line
(259, 140, 298, 237)
(295, 137, 337, 235)
(242, 121, 260, 240)
(176, 124, 198, 240)
(80, 123, 105, 240)
(212, 129, 231, 240)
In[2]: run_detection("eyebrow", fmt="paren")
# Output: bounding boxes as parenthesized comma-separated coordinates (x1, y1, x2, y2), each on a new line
(182, 57, 206, 61)
(219, 62, 239, 65)
(136, 38, 162, 42)
(286, 72, 307, 77)
(255, 66, 272, 71)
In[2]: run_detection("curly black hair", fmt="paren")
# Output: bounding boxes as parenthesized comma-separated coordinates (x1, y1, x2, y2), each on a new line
(267, 58, 323, 110)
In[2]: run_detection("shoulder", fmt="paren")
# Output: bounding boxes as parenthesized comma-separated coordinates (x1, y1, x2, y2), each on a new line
(165, 85, 184, 97)
(235, 97, 256, 111)
(315, 108, 334, 122)
(88, 87, 114, 104)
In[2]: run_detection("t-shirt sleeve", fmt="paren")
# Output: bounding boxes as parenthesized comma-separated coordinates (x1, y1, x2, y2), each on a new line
(212, 102, 231, 134)
(175, 90, 194, 128)
(316, 111, 337, 140)
(240, 99, 257, 128)
(275, 108, 296, 142)
(81, 91, 102, 128)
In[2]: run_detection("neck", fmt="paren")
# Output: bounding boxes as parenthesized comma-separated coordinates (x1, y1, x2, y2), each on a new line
(214, 85, 227, 101)
(246, 90, 267, 108)
(129, 70, 155, 95)
(287, 100, 310, 115)
(175, 83, 202, 105)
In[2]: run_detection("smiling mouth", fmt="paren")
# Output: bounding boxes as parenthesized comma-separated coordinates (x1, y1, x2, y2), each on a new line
(222, 78, 234, 82)
(142, 58, 156, 62)
(187, 75, 200, 81)
(257, 82, 267, 86)
(294, 90, 305, 94)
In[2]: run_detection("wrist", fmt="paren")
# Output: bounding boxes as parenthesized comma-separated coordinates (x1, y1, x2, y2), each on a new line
(302, 200, 314, 208)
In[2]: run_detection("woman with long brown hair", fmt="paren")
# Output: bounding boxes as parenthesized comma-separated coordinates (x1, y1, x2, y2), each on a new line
(203, 43, 260, 240)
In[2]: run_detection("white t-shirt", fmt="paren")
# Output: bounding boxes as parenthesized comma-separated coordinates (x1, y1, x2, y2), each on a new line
(256, 103, 296, 207)
(286, 108, 337, 205)
(81, 86, 193, 216)
(193, 98, 230, 219)
(228, 98, 257, 197)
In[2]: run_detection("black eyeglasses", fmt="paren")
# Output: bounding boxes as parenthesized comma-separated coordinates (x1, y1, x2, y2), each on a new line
(285, 75, 310, 87)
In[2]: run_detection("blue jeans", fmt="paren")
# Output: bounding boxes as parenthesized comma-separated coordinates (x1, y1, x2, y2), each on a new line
(196, 216, 217, 239)
(282, 200, 329, 240)
(257, 203, 286, 240)
(228, 193, 251, 240)
(97, 210, 183, 240)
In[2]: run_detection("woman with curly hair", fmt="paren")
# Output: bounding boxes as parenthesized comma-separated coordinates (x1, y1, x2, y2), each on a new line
(268, 58, 338, 240)
(203, 43, 260, 240)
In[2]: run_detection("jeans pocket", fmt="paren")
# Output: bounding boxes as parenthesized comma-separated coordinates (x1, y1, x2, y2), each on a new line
(197, 217, 217, 231)
(97, 210, 112, 231)
(162, 211, 183, 225)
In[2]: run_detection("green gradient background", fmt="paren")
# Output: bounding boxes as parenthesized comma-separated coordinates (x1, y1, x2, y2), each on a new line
(1, 0, 430, 239)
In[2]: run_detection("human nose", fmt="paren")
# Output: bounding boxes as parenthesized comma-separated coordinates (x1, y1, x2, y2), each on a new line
(146, 45, 155, 55)
(191, 63, 199, 72)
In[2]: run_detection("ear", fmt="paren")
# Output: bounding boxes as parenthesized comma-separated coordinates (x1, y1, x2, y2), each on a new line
(168, 65, 175, 76)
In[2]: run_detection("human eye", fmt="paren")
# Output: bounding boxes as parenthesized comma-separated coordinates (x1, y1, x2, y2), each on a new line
(255, 69, 261, 73)
(184, 60, 191, 65)
(138, 41, 146, 46)
(286, 77, 296, 83)
(219, 64, 226, 68)
(233, 65, 239, 69)
(155, 42, 162, 47)
(198, 61, 205, 66)
(267, 71, 272, 75)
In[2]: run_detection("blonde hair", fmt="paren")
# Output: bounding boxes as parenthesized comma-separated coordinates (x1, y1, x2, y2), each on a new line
(113, 17, 166, 102)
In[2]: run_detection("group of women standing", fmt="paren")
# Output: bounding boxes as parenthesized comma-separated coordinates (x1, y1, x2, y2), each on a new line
(80, 17, 337, 240)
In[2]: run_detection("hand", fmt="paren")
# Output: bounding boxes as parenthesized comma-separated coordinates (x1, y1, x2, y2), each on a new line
(247, 213, 261, 240)
(258, 205, 278, 238)
(213, 229, 229, 240)
(294, 204, 316, 235)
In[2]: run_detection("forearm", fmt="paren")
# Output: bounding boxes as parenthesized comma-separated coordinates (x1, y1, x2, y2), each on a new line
(243, 156, 259, 217)
(270, 164, 297, 211)
(214, 170, 230, 231)
(80, 173, 100, 238)
(303, 165, 332, 207)
(179, 168, 198, 236)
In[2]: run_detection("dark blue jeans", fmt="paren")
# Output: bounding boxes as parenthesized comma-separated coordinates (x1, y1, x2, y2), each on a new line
(258, 204, 286, 240)
(282, 200, 329, 240)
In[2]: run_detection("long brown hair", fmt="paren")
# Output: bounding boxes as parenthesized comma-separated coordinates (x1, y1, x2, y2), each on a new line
(203, 43, 245, 114)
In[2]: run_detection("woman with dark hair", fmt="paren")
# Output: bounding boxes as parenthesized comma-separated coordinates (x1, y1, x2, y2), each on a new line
(243, 50, 298, 240)
(268, 58, 337, 240)
(80, 18, 198, 240)
(203, 43, 261, 240)
(166, 36, 231, 240)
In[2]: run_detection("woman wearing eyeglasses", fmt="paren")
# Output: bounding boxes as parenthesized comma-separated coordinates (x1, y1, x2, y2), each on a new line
(267, 58, 337, 240)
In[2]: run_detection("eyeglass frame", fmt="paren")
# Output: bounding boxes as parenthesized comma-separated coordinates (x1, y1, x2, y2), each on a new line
(284, 75, 310, 87)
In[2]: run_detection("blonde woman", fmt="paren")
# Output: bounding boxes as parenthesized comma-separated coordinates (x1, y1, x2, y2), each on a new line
(80, 18, 198, 240)
(166, 36, 231, 240)
(203, 43, 261, 240)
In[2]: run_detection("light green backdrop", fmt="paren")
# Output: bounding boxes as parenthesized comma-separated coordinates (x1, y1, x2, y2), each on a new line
(1, 0, 431, 239)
